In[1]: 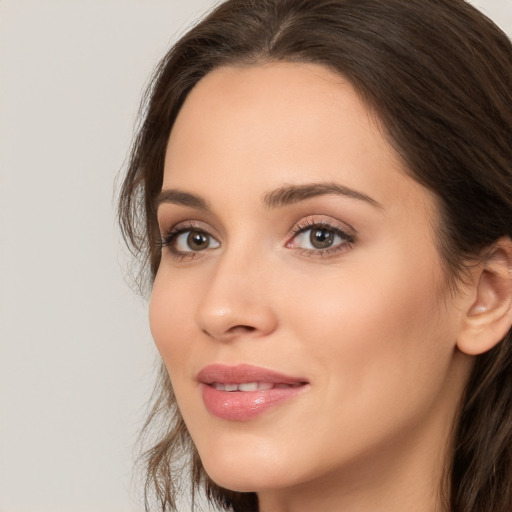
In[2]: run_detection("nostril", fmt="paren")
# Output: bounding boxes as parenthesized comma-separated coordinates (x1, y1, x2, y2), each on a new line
(201, 324, 256, 338)
(228, 325, 256, 334)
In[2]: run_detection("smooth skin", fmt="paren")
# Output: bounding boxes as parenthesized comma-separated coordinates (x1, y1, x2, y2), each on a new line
(150, 62, 512, 512)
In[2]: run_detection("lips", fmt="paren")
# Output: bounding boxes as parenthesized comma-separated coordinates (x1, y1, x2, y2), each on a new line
(197, 364, 309, 421)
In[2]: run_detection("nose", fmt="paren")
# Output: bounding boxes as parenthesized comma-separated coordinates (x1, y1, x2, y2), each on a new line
(194, 252, 278, 341)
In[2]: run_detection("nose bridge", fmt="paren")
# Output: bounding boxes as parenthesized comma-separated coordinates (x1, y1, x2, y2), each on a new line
(195, 240, 277, 340)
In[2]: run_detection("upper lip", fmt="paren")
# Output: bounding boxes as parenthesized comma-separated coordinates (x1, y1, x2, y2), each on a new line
(197, 364, 308, 385)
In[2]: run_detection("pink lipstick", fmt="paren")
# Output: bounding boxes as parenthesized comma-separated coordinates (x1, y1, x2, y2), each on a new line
(197, 364, 309, 421)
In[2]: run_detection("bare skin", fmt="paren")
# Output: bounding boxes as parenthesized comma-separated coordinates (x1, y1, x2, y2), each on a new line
(149, 62, 512, 512)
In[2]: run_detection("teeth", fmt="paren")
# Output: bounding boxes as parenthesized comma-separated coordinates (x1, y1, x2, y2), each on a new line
(239, 382, 259, 392)
(211, 382, 281, 392)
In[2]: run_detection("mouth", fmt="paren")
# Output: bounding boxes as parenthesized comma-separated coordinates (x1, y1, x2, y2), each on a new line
(211, 382, 303, 392)
(197, 364, 309, 421)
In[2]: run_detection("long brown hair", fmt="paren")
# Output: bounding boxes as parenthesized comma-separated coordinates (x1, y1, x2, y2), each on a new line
(118, 1, 512, 510)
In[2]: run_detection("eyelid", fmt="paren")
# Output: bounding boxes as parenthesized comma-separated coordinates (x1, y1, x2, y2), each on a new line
(158, 215, 355, 261)
(286, 215, 355, 239)
(285, 215, 356, 256)
(160, 219, 220, 238)
(160, 220, 221, 258)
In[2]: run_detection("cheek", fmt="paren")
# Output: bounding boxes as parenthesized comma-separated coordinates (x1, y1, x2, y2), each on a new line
(149, 268, 197, 372)
(282, 244, 455, 418)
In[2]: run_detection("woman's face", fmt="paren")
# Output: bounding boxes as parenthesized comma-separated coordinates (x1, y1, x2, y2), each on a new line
(150, 63, 472, 501)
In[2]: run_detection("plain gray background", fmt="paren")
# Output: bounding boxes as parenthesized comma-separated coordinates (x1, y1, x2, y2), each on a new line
(1, 1, 511, 511)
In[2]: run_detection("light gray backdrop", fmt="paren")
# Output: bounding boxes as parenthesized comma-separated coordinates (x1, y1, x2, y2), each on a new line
(1, 1, 511, 511)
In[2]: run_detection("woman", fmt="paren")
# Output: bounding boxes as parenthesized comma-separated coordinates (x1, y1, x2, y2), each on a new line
(118, 0, 512, 510)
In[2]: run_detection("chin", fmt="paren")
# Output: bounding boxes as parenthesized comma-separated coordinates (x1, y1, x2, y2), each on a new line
(203, 468, 286, 494)
(205, 472, 262, 493)
(198, 444, 299, 493)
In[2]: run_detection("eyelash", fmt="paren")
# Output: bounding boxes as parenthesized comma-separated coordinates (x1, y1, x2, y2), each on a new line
(160, 221, 216, 261)
(159, 218, 355, 260)
(285, 218, 355, 257)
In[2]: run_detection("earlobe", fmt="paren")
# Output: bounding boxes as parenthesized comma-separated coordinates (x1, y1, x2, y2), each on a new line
(457, 238, 512, 356)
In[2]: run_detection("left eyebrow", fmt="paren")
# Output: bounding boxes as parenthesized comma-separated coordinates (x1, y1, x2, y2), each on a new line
(263, 182, 383, 209)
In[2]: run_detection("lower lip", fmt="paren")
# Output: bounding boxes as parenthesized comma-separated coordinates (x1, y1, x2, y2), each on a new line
(201, 384, 308, 421)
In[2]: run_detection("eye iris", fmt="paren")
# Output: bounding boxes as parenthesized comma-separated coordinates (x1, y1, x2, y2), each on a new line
(187, 231, 209, 250)
(310, 228, 334, 249)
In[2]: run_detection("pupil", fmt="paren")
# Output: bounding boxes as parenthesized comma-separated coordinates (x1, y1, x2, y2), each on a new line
(188, 231, 208, 250)
(311, 228, 333, 249)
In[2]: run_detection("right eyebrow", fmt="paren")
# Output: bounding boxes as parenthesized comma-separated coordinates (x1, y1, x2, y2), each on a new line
(154, 189, 210, 212)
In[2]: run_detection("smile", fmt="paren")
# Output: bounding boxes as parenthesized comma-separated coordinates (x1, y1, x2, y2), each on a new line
(197, 364, 309, 421)
(211, 382, 303, 392)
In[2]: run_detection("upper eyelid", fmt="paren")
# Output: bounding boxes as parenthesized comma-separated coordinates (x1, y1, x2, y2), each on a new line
(157, 198, 358, 234)
(160, 222, 221, 257)
(288, 224, 354, 243)
(159, 215, 356, 246)
(160, 219, 219, 236)
(159, 220, 219, 248)
(288, 215, 356, 238)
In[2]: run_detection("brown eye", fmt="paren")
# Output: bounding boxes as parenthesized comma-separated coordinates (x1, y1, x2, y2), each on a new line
(288, 221, 354, 255)
(168, 228, 220, 254)
(187, 231, 210, 251)
(310, 228, 335, 249)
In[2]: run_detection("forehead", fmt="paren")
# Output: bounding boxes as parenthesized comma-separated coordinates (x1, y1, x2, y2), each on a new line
(163, 62, 434, 218)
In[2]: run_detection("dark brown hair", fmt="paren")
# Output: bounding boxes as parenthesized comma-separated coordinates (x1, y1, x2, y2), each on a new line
(118, 1, 512, 510)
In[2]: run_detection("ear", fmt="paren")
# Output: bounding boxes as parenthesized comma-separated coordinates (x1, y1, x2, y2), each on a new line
(457, 237, 512, 356)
